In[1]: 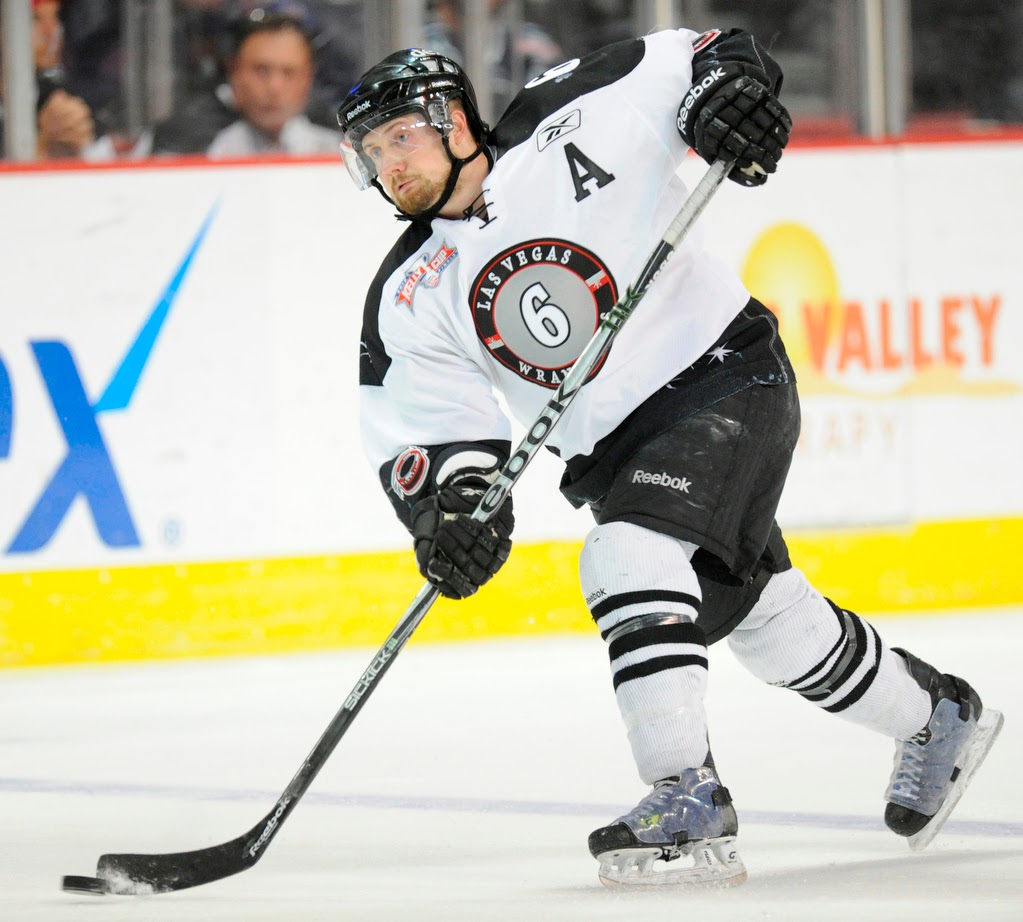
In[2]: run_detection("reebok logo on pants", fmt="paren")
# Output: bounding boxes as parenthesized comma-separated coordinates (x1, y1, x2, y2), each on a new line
(632, 469, 692, 493)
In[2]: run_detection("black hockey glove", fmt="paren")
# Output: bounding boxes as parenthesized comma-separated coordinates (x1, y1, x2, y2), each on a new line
(410, 475, 514, 600)
(677, 65, 792, 187)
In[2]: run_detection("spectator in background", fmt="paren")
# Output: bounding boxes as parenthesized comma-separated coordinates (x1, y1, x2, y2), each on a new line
(139, 8, 339, 157)
(0, 0, 110, 160)
(54, 0, 124, 145)
(33, 0, 98, 159)
(174, 0, 363, 132)
(423, 0, 564, 118)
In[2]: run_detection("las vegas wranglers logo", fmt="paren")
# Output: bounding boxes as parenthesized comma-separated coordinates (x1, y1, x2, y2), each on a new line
(390, 446, 430, 497)
(470, 239, 617, 388)
(395, 241, 457, 310)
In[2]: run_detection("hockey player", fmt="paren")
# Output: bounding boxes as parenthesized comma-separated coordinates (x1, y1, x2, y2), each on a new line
(337, 31, 1003, 888)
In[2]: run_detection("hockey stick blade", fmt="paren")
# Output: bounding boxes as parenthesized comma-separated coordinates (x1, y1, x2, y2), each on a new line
(63, 159, 732, 897)
(69, 585, 436, 896)
(96, 843, 245, 895)
(94, 796, 293, 894)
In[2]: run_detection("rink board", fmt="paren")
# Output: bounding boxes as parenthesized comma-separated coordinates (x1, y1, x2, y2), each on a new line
(1, 517, 1021, 667)
(1, 141, 1021, 666)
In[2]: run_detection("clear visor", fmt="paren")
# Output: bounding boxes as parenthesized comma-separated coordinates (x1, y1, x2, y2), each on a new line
(340, 102, 450, 191)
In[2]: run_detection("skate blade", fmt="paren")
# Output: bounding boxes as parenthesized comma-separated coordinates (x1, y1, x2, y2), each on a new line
(907, 708, 1005, 852)
(596, 837, 747, 889)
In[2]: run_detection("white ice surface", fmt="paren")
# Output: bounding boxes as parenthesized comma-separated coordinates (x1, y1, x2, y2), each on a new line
(1, 608, 1020, 921)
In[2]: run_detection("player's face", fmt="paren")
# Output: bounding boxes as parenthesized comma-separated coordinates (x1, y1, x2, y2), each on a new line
(360, 116, 452, 214)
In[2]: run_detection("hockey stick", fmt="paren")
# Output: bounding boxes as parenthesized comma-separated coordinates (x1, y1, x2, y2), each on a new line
(62, 158, 732, 896)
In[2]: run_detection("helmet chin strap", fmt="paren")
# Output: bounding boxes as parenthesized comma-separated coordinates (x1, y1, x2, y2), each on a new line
(373, 134, 493, 223)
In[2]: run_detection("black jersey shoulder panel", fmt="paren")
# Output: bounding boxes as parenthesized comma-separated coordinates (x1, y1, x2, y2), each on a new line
(360, 220, 435, 387)
(491, 38, 648, 158)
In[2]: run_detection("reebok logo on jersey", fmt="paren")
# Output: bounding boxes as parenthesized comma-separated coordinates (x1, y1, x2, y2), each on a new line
(632, 469, 692, 493)
(537, 109, 581, 151)
(395, 242, 458, 310)
(677, 67, 726, 132)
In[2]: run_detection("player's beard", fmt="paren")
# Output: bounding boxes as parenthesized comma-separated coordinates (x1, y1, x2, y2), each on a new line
(389, 168, 450, 215)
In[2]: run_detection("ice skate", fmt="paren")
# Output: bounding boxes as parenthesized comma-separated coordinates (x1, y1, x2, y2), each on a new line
(885, 649, 1004, 851)
(588, 765, 747, 889)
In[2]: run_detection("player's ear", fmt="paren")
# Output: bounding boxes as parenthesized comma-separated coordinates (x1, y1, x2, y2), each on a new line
(448, 105, 475, 154)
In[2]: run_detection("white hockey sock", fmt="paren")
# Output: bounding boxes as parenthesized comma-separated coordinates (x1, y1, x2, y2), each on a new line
(579, 521, 709, 784)
(728, 567, 931, 740)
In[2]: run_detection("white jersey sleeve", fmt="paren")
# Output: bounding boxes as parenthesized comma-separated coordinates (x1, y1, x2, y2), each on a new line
(360, 224, 512, 475)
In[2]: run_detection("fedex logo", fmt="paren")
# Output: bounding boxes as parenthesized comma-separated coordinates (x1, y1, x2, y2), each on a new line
(0, 206, 216, 555)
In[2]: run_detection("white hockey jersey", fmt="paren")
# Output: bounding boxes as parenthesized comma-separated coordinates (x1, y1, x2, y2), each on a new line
(359, 29, 754, 491)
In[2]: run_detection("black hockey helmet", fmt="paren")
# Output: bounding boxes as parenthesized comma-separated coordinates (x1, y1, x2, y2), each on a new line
(337, 49, 491, 215)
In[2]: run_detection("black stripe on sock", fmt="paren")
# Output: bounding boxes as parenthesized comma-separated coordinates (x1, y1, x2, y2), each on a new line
(823, 623, 883, 713)
(825, 612, 869, 687)
(608, 621, 706, 661)
(802, 614, 875, 702)
(796, 628, 854, 697)
(612, 654, 708, 690)
(796, 609, 868, 698)
(591, 590, 699, 630)
(786, 600, 846, 690)
(800, 617, 861, 699)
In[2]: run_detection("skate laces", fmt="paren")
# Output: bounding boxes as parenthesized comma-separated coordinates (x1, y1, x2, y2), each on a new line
(625, 779, 680, 832)
(619, 769, 729, 843)
(885, 697, 977, 813)
(888, 739, 926, 799)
